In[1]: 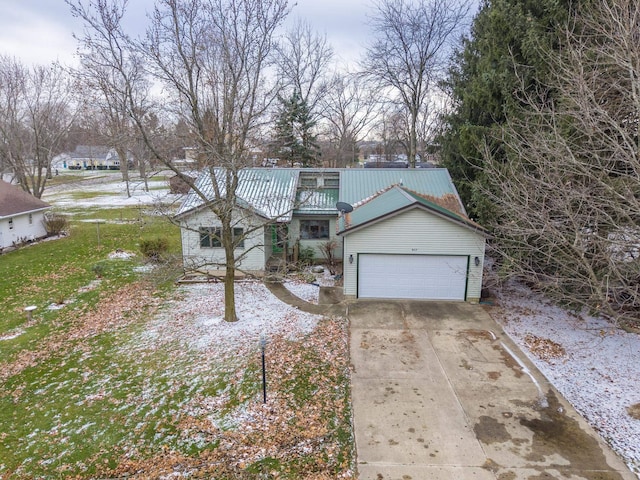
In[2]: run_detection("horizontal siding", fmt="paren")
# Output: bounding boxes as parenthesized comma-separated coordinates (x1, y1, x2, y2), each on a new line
(180, 208, 266, 272)
(343, 209, 485, 300)
(0, 212, 48, 249)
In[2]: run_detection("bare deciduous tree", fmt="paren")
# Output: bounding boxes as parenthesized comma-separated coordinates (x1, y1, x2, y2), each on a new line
(320, 72, 378, 167)
(483, 0, 640, 326)
(372, 106, 408, 162)
(0, 57, 76, 197)
(276, 19, 333, 117)
(71, 0, 289, 322)
(69, 0, 152, 198)
(147, 0, 288, 322)
(361, 0, 469, 167)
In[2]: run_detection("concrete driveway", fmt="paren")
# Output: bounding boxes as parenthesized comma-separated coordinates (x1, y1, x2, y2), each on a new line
(349, 300, 635, 480)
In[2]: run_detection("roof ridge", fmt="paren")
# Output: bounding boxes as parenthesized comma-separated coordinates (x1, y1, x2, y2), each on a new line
(351, 183, 401, 209)
(399, 185, 466, 216)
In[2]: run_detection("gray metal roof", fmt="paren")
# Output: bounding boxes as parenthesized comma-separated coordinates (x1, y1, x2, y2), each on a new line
(68, 145, 112, 160)
(294, 188, 339, 215)
(175, 167, 470, 224)
(338, 185, 484, 234)
(176, 168, 299, 221)
(338, 168, 465, 215)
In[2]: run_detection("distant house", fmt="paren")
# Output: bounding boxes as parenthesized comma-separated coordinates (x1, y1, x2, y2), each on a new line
(364, 160, 408, 168)
(176, 168, 487, 303)
(0, 180, 51, 251)
(62, 145, 129, 170)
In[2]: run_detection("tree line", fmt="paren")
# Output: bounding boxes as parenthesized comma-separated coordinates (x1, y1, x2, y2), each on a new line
(0, 0, 468, 197)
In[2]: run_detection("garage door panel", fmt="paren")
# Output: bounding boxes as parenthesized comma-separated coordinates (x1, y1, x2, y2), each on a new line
(358, 254, 467, 300)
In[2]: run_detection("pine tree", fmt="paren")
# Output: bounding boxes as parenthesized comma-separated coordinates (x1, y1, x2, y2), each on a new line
(438, 0, 570, 223)
(271, 91, 320, 167)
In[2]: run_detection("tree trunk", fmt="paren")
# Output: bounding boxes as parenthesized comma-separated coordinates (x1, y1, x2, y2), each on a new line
(139, 157, 149, 192)
(222, 216, 238, 322)
(115, 146, 131, 197)
(409, 110, 418, 168)
(224, 266, 237, 322)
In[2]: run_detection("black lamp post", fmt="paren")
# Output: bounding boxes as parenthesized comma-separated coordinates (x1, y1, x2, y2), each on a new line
(260, 335, 267, 403)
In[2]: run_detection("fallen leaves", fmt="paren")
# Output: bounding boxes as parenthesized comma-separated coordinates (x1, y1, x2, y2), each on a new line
(523, 334, 566, 362)
(2, 279, 353, 479)
(0, 280, 162, 383)
(90, 316, 354, 479)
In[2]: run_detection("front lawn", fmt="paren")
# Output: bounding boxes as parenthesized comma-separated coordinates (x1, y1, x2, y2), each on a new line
(0, 208, 353, 478)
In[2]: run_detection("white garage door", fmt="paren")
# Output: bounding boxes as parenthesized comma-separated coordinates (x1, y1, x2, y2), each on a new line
(358, 254, 468, 300)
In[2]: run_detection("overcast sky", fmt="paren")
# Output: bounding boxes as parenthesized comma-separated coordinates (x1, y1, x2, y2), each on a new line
(0, 0, 375, 67)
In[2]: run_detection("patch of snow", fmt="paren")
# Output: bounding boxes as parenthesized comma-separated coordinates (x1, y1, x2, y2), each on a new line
(282, 266, 337, 304)
(78, 279, 102, 293)
(108, 250, 135, 260)
(75, 422, 95, 434)
(314, 266, 338, 287)
(284, 280, 320, 304)
(133, 264, 155, 273)
(608, 227, 640, 262)
(42, 174, 183, 210)
(160, 473, 189, 479)
(39, 233, 68, 243)
(492, 280, 640, 477)
(130, 281, 321, 366)
(0, 330, 25, 341)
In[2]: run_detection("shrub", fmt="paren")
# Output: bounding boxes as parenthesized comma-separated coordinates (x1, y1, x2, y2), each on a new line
(298, 245, 315, 266)
(91, 262, 106, 278)
(142, 254, 184, 287)
(319, 239, 338, 274)
(140, 237, 169, 262)
(12, 236, 31, 248)
(43, 213, 69, 236)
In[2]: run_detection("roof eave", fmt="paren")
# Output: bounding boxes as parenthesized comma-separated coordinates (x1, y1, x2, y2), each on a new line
(337, 203, 487, 236)
(173, 201, 277, 222)
(0, 205, 51, 219)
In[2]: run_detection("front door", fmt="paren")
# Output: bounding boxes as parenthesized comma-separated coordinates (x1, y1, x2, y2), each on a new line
(271, 224, 288, 254)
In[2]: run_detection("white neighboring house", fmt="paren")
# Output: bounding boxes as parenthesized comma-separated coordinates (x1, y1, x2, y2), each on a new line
(176, 168, 487, 303)
(0, 180, 51, 251)
(175, 169, 301, 274)
(60, 145, 129, 170)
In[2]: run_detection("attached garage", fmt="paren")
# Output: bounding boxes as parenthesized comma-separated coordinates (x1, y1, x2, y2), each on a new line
(339, 184, 487, 303)
(358, 254, 468, 300)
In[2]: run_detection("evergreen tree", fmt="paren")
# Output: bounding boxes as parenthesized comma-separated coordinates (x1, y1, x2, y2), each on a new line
(438, 0, 569, 223)
(271, 91, 320, 167)
(480, 0, 640, 323)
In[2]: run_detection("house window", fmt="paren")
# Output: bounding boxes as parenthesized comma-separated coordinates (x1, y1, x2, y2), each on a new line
(8, 218, 14, 230)
(300, 220, 329, 239)
(29, 213, 33, 225)
(324, 177, 339, 188)
(300, 176, 318, 188)
(199, 227, 244, 248)
(200, 227, 219, 247)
